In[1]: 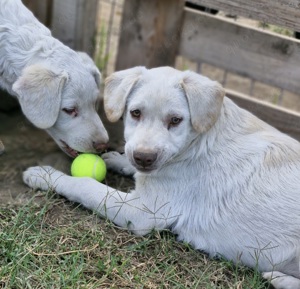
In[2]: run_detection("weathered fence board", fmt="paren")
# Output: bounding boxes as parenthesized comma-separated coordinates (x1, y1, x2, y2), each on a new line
(226, 89, 300, 141)
(51, 0, 98, 56)
(179, 8, 300, 94)
(116, 0, 185, 70)
(74, 0, 99, 56)
(187, 0, 300, 31)
(23, 0, 52, 26)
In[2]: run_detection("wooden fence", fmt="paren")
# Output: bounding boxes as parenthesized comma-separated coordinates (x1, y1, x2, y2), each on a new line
(22, 0, 300, 141)
(116, 0, 300, 141)
(23, 0, 98, 56)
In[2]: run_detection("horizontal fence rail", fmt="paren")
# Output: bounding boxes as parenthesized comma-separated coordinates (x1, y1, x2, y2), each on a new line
(226, 89, 300, 141)
(188, 0, 300, 31)
(179, 8, 300, 95)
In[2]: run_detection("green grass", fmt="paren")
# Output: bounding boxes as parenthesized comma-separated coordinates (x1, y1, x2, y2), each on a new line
(0, 192, 270, 289)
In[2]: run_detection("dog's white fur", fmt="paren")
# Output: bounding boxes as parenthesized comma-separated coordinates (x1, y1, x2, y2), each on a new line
(24, 67, 300, 289)
(0, 0, 108, 156)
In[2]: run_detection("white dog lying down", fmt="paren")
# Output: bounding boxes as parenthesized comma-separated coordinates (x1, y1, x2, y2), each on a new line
(24, 67, 300, 289)
(0, 0, 108, 157)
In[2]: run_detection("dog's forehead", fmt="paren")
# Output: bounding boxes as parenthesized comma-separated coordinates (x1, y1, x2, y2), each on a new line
(126, 67, 190, 113)
(129, 78, 188, 114)
(143, 67, 181, 82)
(65, 66, 99, 101)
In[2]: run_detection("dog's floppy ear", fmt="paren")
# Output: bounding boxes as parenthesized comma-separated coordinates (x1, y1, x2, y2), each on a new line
(12, 64, 68, 129)
(181, 71, 225, 133)
(104, 66, 146, 122)
(77, 51, 101, 89)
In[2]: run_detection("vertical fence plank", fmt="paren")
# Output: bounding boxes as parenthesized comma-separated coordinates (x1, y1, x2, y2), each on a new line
(116, 0, 185, 70)
(75, 0, 99, 56)
(51, 0, 98, 56)
(23, 0, 53, 26)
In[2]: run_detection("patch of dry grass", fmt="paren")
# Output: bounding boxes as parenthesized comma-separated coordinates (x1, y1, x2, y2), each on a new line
(0, 185, 270, 289)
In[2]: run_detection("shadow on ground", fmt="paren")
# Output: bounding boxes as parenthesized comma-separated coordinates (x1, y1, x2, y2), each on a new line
(0, 107, 71, 204)
(0, 92, 132, 205)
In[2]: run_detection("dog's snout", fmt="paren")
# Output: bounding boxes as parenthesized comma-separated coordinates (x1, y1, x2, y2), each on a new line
(93, 141, 108, 152)
(133, 151, 157, 168)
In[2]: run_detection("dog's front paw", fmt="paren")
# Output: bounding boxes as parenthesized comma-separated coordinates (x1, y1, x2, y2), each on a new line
(102, 151, 136, 176)
(23, 166, 65, 191)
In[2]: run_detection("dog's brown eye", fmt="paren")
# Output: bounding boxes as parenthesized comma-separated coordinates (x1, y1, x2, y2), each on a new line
(62, 108, 78, 117)
(169, 117, 182, 126)
(130, 109, 141, 119)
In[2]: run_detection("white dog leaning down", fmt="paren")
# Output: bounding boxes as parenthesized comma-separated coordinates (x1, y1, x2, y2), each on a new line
(0, 0, 108, 157)
(24, 66, 300, 289)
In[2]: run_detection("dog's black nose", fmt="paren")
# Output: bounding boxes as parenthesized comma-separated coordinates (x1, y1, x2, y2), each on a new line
(93, 141, 108, 152)
(133, 151, 157, 168)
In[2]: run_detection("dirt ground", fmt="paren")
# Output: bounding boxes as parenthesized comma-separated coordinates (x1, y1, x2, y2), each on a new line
(0, 100, 69, 205)
(0, 90, 130, 206)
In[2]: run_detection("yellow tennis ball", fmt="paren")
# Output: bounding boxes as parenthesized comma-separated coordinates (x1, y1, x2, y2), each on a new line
(71, 154, 106, 182)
